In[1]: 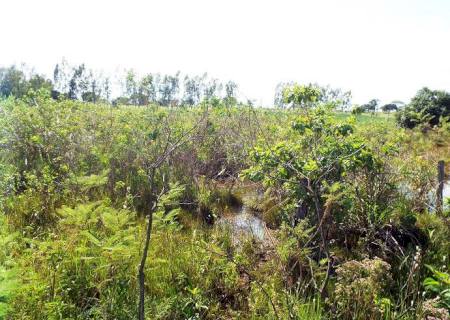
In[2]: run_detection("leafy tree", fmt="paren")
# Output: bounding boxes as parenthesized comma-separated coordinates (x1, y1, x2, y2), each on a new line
(275, 83, 350, 110)
(0, 66, 28, 98)
(159, 73, 180, 106)
(352, 105, 365, 115)
(397, 87, 450, 128)
(243, 107, 377, 297)
(27, 74, 53, 93)
(361, 99, 379, 113)
(112, 96, 131, 106)
(81, 71, 103, 103)
(0, 66, 53, 98)
(124, 70, 139, 104)
(122, 71, 158, 105)
(381, 103, 398, 113)
(282, 83, 322, 109)
(391, 100, 405, 109)
(183, 75, 202, 106)
(138, 74, 156, 105)
(53, 60, 110, 103)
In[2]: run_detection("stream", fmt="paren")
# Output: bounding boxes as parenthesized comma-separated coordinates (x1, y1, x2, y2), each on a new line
(217, 181, 450, 242)
(218, 205, 267, 242)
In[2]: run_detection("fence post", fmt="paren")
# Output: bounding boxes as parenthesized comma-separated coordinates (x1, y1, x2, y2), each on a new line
(437, 160, 445, 213)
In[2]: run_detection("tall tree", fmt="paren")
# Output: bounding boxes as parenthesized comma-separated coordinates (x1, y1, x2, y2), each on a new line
(138, 74, 156, 105)
(224, 80, 238, 107)
(159, 73, 180, 106)
(361, 99, 379, 113)
(67, 64, 86, 100)
(182, 75, 202, 106)
(0, 66, 28, 98)
(203, 78, 222, 101)
(124, 70, 139, 104)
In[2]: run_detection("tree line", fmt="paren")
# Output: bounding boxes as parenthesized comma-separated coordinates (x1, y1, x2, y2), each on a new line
(1, 62, 449, 129)
(0, 60, 240, 107)
(1, 61, 355, 110)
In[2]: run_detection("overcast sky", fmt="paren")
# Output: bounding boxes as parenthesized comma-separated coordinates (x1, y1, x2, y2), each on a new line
(1, 0, 449, 106)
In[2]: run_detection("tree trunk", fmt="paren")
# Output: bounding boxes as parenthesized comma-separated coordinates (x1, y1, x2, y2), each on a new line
(312, 191, 331, 298)
(138, 211, 153, 320)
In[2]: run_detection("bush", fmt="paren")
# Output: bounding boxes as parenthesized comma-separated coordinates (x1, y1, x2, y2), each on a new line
(397, 87, 450, 129)
(333, 258, 392, 320)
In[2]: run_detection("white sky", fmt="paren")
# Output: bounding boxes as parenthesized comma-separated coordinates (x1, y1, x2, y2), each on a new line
(1, 0, 449, 106)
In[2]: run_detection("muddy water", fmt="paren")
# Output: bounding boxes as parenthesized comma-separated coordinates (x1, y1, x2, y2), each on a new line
(400, 180, 450, 211)
(429, 181, 450, 211)
(218, 181, 450, 240)
(218, 205, 266, 241)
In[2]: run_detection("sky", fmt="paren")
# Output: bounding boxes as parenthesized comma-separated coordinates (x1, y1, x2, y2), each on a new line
(1, 0, 450, 106)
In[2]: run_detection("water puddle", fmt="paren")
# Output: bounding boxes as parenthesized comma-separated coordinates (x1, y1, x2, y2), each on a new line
(442, 181, 450, 210)
(218, 205, 267, 242)
(428, 181, 450, 211)
(400, 180, 450, 211)
(217, 181, 450, 242)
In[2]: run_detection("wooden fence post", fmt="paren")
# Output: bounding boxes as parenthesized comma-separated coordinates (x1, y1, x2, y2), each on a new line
(437, 160, 445, 213)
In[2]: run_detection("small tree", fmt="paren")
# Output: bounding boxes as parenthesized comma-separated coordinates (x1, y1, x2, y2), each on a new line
(135, 110, 205, 320)
(352, 105, 365, 115)
(361, 99, 379, 113)
(381, 103, 398, 113)
(243, 107, 377, 297)
(282, 84, 322, 109)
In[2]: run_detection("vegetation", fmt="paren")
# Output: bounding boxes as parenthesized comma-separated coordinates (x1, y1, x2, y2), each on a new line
(0, 67, 449, 320)
(397, 88, 450, 129)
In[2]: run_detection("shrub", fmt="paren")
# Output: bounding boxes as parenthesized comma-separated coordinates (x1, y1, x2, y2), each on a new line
(333, 258, 392, 320)
(397, 87, 450, 129)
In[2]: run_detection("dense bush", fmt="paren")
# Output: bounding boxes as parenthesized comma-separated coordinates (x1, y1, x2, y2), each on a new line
(0, 93, 449, 319)
(397, 87, 450, 129)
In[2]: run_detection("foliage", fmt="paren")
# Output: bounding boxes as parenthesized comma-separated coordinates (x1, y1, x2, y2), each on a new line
(275, 82, 351, 110)
(423, 265, 450, 310)
(361, 99, 379, 113)
(381, 103, 398, 113)
(397, 87, 450, 129)
(333, 258, 392, 320)
(352, 105, 365, 115)
(282, 83, 322, 109)
(0, 66, 52, 99)
(0, 92, 449, 319)
(243, 107, 376, 226)
(0, 216, 19, 319)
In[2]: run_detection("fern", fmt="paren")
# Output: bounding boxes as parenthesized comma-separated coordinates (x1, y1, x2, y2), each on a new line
(424, 264, 450, 309)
